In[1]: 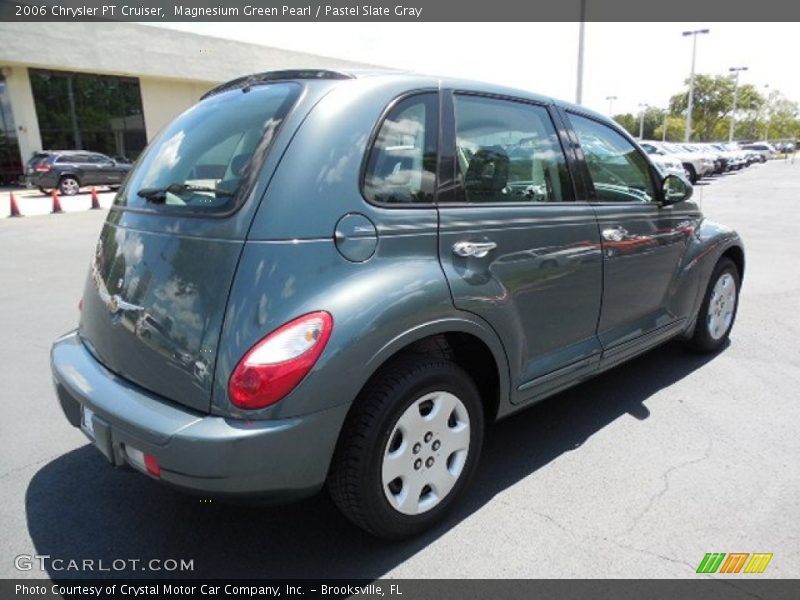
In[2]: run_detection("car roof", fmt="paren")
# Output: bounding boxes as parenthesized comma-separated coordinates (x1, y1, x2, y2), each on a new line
(204, 68, 612, 124)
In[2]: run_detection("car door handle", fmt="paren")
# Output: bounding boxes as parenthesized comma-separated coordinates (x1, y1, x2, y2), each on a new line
(452, 241, 497, 258)
(601, 227, 629, 242)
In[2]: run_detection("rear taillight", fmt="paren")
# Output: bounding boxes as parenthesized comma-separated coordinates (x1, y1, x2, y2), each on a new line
(229, 311, 333, 410)
(34, 165, 51, 172)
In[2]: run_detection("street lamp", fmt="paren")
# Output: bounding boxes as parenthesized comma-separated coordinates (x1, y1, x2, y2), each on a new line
(662, 109, 669, 141)
(682, 28, 710, 142)
(638, 103, 649, 139)
(575, 0, 587, 104)
(606, 95, 618, 115)
(763, 84, 771, 141)
(728, 66, 748, 143)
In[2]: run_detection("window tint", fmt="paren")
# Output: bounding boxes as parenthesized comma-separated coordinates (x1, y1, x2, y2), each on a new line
(89, 154, 111, 164)
(363, 93, 437, 204)
(116, 82, 300, 214)
(453, 95, 570, 204)
(57, 154, 90, 163)
(570, 113, 655, 203)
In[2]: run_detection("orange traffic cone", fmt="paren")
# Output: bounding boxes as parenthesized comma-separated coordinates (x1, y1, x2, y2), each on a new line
(51, 189, 64, 214)
(90, 187, 101, 210)
(8, 192, 22, 217)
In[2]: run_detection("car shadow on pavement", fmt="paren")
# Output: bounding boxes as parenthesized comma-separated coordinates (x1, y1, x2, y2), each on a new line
(25, 340, 723, 580)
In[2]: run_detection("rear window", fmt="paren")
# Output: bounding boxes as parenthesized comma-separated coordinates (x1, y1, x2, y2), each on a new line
(115, 82, 301, 214)
(27, 153, 51, 167)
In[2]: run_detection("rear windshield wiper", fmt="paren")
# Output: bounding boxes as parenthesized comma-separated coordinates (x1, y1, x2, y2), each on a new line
(136, 183, 235, 203)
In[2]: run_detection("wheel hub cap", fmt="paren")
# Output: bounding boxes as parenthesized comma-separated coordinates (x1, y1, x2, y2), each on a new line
(706, 273, 736, 340)
(381, 391, 470, 516)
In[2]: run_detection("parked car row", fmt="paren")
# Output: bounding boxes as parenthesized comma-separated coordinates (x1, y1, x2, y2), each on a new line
(640, 140, 768, 184)
(25, 150, 132, 195)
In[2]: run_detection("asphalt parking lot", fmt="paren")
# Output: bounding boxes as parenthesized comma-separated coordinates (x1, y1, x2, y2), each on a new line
(1, 160, 798, 580)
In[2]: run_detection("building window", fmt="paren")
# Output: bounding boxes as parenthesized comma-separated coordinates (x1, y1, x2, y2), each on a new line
(0, 74, 22, 184)
(29, 68, 147, 161)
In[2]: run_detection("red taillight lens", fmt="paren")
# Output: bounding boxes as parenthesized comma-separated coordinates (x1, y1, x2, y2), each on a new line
(229, 311, 333, 410)
(144, 454, 161, 478)
(34, 165, 51, 172)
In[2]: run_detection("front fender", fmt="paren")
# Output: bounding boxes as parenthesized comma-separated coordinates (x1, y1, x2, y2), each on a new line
(680, 217, 745, 336)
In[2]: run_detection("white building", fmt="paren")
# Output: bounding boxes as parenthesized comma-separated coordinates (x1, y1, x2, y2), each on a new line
(0, 22, 368, 182)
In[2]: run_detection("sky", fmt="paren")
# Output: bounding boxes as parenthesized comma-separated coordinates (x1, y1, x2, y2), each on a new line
(149, 22, 800, 116)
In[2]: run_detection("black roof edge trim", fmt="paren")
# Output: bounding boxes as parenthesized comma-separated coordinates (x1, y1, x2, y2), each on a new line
(201, 69, 355, 100)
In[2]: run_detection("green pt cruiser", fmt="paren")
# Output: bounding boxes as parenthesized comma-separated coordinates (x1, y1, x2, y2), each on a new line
(51, 69, 744, 539)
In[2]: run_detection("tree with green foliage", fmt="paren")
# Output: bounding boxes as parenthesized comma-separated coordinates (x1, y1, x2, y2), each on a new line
(654, 116, 686, 142)
(613, 107, 668, 140)
(669, 74, 764, 141)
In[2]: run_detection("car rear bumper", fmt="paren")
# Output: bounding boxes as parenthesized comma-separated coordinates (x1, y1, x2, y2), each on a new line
(25, 172, 58, 188)
(51, 331, 349, 502)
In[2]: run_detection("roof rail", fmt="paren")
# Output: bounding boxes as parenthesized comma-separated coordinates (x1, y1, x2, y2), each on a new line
(201, 69, 354, 100)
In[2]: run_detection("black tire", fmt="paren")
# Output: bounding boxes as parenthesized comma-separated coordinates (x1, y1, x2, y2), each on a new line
(328, 355, 484, 539)
(686, 257, 740, 353)
(684, 164, 698, 184)
(59, 176, 80, 196)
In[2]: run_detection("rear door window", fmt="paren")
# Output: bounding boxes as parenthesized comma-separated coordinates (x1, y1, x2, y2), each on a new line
(115, 82, 301, 214)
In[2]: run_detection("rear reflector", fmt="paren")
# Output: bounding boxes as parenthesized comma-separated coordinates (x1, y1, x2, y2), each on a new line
(125, 445, 161, 478)
(34, 165, 51, 172)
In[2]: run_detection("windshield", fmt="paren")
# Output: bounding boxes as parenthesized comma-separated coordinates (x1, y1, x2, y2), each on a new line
(115, 82, 300, 214)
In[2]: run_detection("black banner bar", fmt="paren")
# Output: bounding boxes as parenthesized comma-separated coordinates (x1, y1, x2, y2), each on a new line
(3, 579, 800, 600)
(2, 0, 800, 22)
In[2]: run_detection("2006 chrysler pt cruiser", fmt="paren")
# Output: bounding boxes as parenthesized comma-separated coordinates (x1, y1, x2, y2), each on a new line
(52, 70, 744, 538)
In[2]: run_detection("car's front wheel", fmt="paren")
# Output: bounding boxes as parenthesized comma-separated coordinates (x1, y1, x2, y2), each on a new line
(686, 257, 740, 353)
(328, 355, 484, 539)
(59, 176, 80, 196)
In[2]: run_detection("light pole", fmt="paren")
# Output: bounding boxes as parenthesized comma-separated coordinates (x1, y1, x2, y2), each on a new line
(662, 109, 669, 141)
(638, 103, 649, 139)
(606, 95, 618, 115)
(728, 66, 748, 143)
(575, 0, 587, 104)
(763, 85, 771, 141)
(682, 28, 710, 142)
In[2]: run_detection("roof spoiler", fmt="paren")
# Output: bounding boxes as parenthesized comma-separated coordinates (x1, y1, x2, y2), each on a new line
(201, 69, 355, 100)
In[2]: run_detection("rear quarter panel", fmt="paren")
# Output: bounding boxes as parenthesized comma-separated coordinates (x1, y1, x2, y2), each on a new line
(213, 76, 511, 420)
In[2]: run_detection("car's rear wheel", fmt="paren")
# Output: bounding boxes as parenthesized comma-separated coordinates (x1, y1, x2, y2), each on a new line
(684, 164, 698, 184)
(59, 176, 80, 196)
(686, 257, 740, 353)
(328, 355, 484, 539)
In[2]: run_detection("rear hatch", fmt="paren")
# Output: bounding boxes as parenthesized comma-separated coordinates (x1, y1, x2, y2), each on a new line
(78, 82, 305, 413)
(26, 152, 52, 175)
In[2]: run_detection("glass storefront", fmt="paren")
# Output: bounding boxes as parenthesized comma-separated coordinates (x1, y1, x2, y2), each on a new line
(29, 68, 147, 161)
(0, 74, 22, 184)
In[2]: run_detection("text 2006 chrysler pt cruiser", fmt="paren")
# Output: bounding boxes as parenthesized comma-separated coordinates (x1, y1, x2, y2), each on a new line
(52, 70, 744, 538)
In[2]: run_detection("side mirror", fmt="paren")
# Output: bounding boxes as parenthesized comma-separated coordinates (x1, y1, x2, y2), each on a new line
(662, 174, 693, 205)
